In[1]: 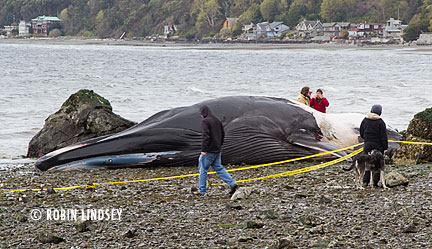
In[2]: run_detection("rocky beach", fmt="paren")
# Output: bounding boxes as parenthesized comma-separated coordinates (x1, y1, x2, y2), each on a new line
(1, 160, 432, 248)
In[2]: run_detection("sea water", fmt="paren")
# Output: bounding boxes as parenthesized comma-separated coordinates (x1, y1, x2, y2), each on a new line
(1, 40, 431, 169)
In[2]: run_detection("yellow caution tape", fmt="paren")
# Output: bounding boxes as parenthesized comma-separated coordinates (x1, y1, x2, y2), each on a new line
(236, 148, 363, 184)
(224, 142, 364, 172)
(1, 140, 431, 192)
(389, 140, 432, 146)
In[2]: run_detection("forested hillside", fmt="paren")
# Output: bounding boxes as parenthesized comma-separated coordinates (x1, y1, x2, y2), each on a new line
(1, 0, 431, 40)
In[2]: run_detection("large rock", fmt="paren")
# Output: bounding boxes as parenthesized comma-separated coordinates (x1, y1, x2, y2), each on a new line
(385, 171, 409, 187)
(230, 187, 256, 200)
(27, 89, 136, 158)
(393, 107, 432, 164)
(37, 232, 65, 244)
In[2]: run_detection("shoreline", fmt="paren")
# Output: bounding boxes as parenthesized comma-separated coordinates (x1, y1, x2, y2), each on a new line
(2, 37, 432, 50)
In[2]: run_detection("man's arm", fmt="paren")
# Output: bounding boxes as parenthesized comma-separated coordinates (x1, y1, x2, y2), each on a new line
(309, 98, 315, 107)
(201, 120, 211, 152)
(221, 122, 225, 146)
(322, 97, 329, 107)
(380, 121, 388, 150)
(359, 119, 365, 139)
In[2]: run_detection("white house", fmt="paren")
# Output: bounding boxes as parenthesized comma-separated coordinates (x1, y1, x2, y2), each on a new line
(255, 22, 290, 38)
(383, 18, 407, 41)
(296, 19, 323, 38)
(241, 22, 290, 40)
(416, 33, 432, 45)
(4, 25, 18, 38)
(163, 24, 177, 38)
(19, 20, 30, 37)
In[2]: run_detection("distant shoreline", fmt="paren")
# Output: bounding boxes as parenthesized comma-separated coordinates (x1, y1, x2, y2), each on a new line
(2, 37, 432, 51)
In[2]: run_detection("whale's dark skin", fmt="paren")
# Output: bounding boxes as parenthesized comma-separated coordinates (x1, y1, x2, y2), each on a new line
(35, 96, 399, 171)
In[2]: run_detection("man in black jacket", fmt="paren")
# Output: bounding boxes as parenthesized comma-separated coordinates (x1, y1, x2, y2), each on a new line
(191, 105, 238, 196)
(360, 104, 388, 186)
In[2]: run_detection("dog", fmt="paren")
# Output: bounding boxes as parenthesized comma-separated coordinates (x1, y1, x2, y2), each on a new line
(343, 149, 387, 189)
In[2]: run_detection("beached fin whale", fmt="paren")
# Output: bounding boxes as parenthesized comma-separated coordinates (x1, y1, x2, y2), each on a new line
(35, 96, 401, 171)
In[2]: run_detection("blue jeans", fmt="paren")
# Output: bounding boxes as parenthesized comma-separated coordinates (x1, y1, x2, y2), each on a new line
(198, 152, 236, 194)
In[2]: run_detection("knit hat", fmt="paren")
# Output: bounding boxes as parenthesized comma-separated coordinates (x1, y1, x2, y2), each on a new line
(371, 104, 382, 116)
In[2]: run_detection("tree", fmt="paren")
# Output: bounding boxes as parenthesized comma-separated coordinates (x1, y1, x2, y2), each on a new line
(231, 3, 262, 36)
(320, 0, 355, 22)
(195, 0, 224, 37)
(260, 0, 281, 22)
(402, 19, 429, 42)
(286, 1, 307, 27)
(379, 0, 410, 23)
(60, 0, 92, 35)
(49, 29, 62, 37)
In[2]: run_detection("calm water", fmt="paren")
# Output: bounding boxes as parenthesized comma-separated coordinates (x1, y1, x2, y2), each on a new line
(1, 40, 431, 168)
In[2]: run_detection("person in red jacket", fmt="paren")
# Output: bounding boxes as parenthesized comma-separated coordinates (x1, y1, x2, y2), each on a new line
(310, 89, 329, 113)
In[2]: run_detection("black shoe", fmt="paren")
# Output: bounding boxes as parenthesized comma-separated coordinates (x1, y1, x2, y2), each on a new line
(228, 184, 239, 196)
(191, 187, 204, 196)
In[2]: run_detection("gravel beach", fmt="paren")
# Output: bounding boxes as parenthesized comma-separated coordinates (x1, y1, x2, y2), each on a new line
(1, 160, 431, 248)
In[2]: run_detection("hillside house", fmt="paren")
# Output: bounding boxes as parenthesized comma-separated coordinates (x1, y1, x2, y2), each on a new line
(296, 19, 323, 38)
(222, 18, 239, 31)
(416, 33, 432, 45)
(241, 22, 290, 40)
(349, 22, 384, 39)
(19, 20, 31, 37)
(31, 15, 61, 35)
(4, 25, 18, 38)
(163, 24, 177, 38)
(383, 18, 407, 41)
(323, 22, 352, 38)
(241, 23, 255, 40)
(255, 22, 290, 38)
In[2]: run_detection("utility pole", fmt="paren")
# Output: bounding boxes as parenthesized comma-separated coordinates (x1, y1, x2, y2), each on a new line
(397, 6, 400, 20)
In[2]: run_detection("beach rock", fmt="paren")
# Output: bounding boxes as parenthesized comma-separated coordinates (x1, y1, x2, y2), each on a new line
(16, 213, 28, 222)
(226, 203, 243, 210)
(75, 220, 91, 232)
(123, 229, 138, 238)
(238, 236, 253, 242)
(394, 108, 432, 164)
(269, 236, 297, 249)
(318, 195, 331, 204)
(385, 171, 409, 187)
(37, 232, 65, 244)
(246, 221, 264, 229)
(309, 224, 325, 234)
(402, 221, 419, 233)
(230, 187, 255, 200)
(46, 187, 56, 194)
(298, 215, 318, 227)
(27, 89, 136, 158)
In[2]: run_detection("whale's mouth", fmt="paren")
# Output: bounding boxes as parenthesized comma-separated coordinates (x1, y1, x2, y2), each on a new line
(44, 151, 180, 171)
(292, 140, 347, 159)
(38, 143, 88, 161)
(288, 129, 348, 159)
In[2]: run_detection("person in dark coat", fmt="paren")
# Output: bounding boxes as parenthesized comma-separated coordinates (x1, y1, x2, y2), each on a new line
(360, 104, 388, 186)
(191, 105, 238, 196)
